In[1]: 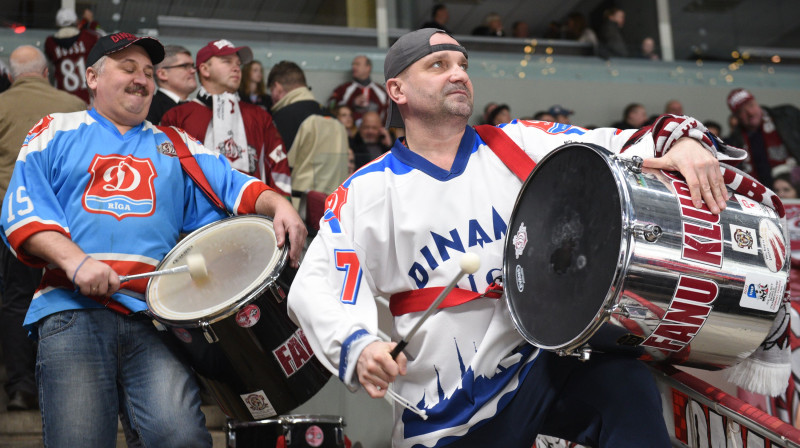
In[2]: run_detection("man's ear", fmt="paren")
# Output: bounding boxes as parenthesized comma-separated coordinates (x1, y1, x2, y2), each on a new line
(155, 67, 169, 84)
(197, 62, 210, 80)
(386, 78, 406, 105)
(85, 67, 98, 91)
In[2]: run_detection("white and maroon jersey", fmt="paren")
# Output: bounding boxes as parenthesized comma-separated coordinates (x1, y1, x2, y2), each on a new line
(328, 80, 389, 123)
(1, 109, 269, 328)
(44, 29, 100, 104)
(289, 118, 726, 447)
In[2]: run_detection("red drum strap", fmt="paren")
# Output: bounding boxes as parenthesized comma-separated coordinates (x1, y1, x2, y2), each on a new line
(389, 282, 504, 316)
(157, 125, 230, 215)
(474, 125, 536, 181)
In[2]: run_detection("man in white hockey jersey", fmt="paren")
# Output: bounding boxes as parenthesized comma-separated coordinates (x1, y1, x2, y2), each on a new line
(288, 28, 747, 447)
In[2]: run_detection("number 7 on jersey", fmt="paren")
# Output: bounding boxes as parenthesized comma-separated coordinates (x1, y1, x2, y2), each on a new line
(334, 249, 362, 304)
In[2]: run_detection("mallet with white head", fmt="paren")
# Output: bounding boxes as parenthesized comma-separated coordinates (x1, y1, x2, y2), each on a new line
(118, 253, 209, 283)
(389, 252, 481, 359)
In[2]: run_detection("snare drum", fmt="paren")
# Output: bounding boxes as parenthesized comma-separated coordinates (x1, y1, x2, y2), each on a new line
(503, 143, 789, 368)
(147, 216, 331, 421)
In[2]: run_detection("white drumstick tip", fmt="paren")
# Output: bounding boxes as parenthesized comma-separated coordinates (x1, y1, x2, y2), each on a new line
(460, 252, 481, 275)
(186, 253, 208, 280)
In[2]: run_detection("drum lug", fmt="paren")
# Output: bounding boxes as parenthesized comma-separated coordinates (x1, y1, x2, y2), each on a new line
(557, 346, 592, 362)
(270, 283, 287, 303)
(200, 321, 219, 344)
(630, 223, 662, 243)
(620, 155, 644, 174)
(609, 303, 650, 319)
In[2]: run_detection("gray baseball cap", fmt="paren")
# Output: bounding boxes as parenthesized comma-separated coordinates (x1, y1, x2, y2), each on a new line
(383, 28, 468, 128)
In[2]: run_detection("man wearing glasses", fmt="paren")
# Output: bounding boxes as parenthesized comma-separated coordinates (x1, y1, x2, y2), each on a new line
(146, 45, 197, 125)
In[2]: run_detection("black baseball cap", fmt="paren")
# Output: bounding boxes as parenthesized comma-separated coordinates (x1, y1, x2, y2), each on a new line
(86, 32, 165, 67)
(383, 28, 468, 128)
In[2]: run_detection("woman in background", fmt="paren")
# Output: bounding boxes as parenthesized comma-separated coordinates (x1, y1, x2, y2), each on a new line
(239, 60, 272, 111)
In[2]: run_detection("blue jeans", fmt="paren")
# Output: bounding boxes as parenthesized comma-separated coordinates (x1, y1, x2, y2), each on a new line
(36, 309, 212, 448)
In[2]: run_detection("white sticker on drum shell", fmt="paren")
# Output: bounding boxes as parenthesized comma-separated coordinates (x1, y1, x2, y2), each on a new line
(240, 390, 277, 420)
(515, 265, 525, 293)
(513, 222, 528, 260)
(735, 194, 770, 217)
(739, 272, 785, 313)
(730, 224, 758, 256)
(759, 219, 787, 273)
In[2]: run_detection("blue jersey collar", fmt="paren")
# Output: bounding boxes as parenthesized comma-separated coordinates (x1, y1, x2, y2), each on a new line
(88, 108, 145, 139)
(389, 125, 477, 181)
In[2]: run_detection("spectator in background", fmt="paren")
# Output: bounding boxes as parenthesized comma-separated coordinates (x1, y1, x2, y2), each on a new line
(472, 13, 506, 37)
(44, 7, 101, 104)
(599, 7, 628, 58)
(564, 12, 598, 54)
(548, 104, 574, 124)
(328, 55, 389, 125)
(146, 45, 197, 125)
(161, 39, 291, 195)
(704, 120, 722, 138)
(352, 111, 392, 169)
(0, 59, 10, 93)
(420, 4, 451, 34)
(334, 105, 359, 148)
(772, 168, 799, 200)
(267, 60, 349, 207)
(612, 103, 648, 129)
(664, 99, 683, 116)
(542, 20, 562, 39)
(533, 110, 556, 122)
(481, 102, 498, 124)
(725, 88, 800, 186)
(512, 21, 530, 38)
(240, 60, 272, 111)
(641, 37, 660, 61)
(76, 8, 103, 33)
(0, 45, 86, 412)
(487, 104, 511, 125)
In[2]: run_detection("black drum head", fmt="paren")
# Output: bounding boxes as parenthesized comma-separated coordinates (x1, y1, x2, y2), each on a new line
(504, 144, 623, 349)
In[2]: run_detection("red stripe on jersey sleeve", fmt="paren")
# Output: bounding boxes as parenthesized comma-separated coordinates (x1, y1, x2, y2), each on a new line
(236, 181, 272, 215)
(7, 223, 71, 268)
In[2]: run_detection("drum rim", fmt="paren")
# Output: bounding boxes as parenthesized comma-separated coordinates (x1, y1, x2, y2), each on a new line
(502, 142, 635, 352)
(146, 215, 289, 326)
(279, 415, 344, 425)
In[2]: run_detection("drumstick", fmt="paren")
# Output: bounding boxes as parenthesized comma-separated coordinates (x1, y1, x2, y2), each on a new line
(119, 254, 208, 283)
(389, 253, 481, 359)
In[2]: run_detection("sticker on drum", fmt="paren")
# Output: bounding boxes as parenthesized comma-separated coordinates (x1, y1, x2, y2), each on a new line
(759, 219, 787, 273)
(515, 264, 525, 292)
(735, 194, 770, 217)
(730, 224, 758, 255)
(740, 272, 785, 312)
(236, 304, 261, 328)
(241, 390, 277, 420)
(512, 222, 528, 259)
(305, 425, 325, 447)
(172, 327, 192, 344)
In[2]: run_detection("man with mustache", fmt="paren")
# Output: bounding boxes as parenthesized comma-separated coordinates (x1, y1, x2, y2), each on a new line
(0, 32, 306, 447)
(287, 29, 755, 447)
(162, 39, 291, 195)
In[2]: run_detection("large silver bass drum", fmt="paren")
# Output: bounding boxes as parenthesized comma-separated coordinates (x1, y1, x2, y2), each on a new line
(503, 143, 789, 369)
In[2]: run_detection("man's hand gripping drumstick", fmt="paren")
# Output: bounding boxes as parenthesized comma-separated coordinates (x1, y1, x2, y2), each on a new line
(356, 253, 481, 418)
